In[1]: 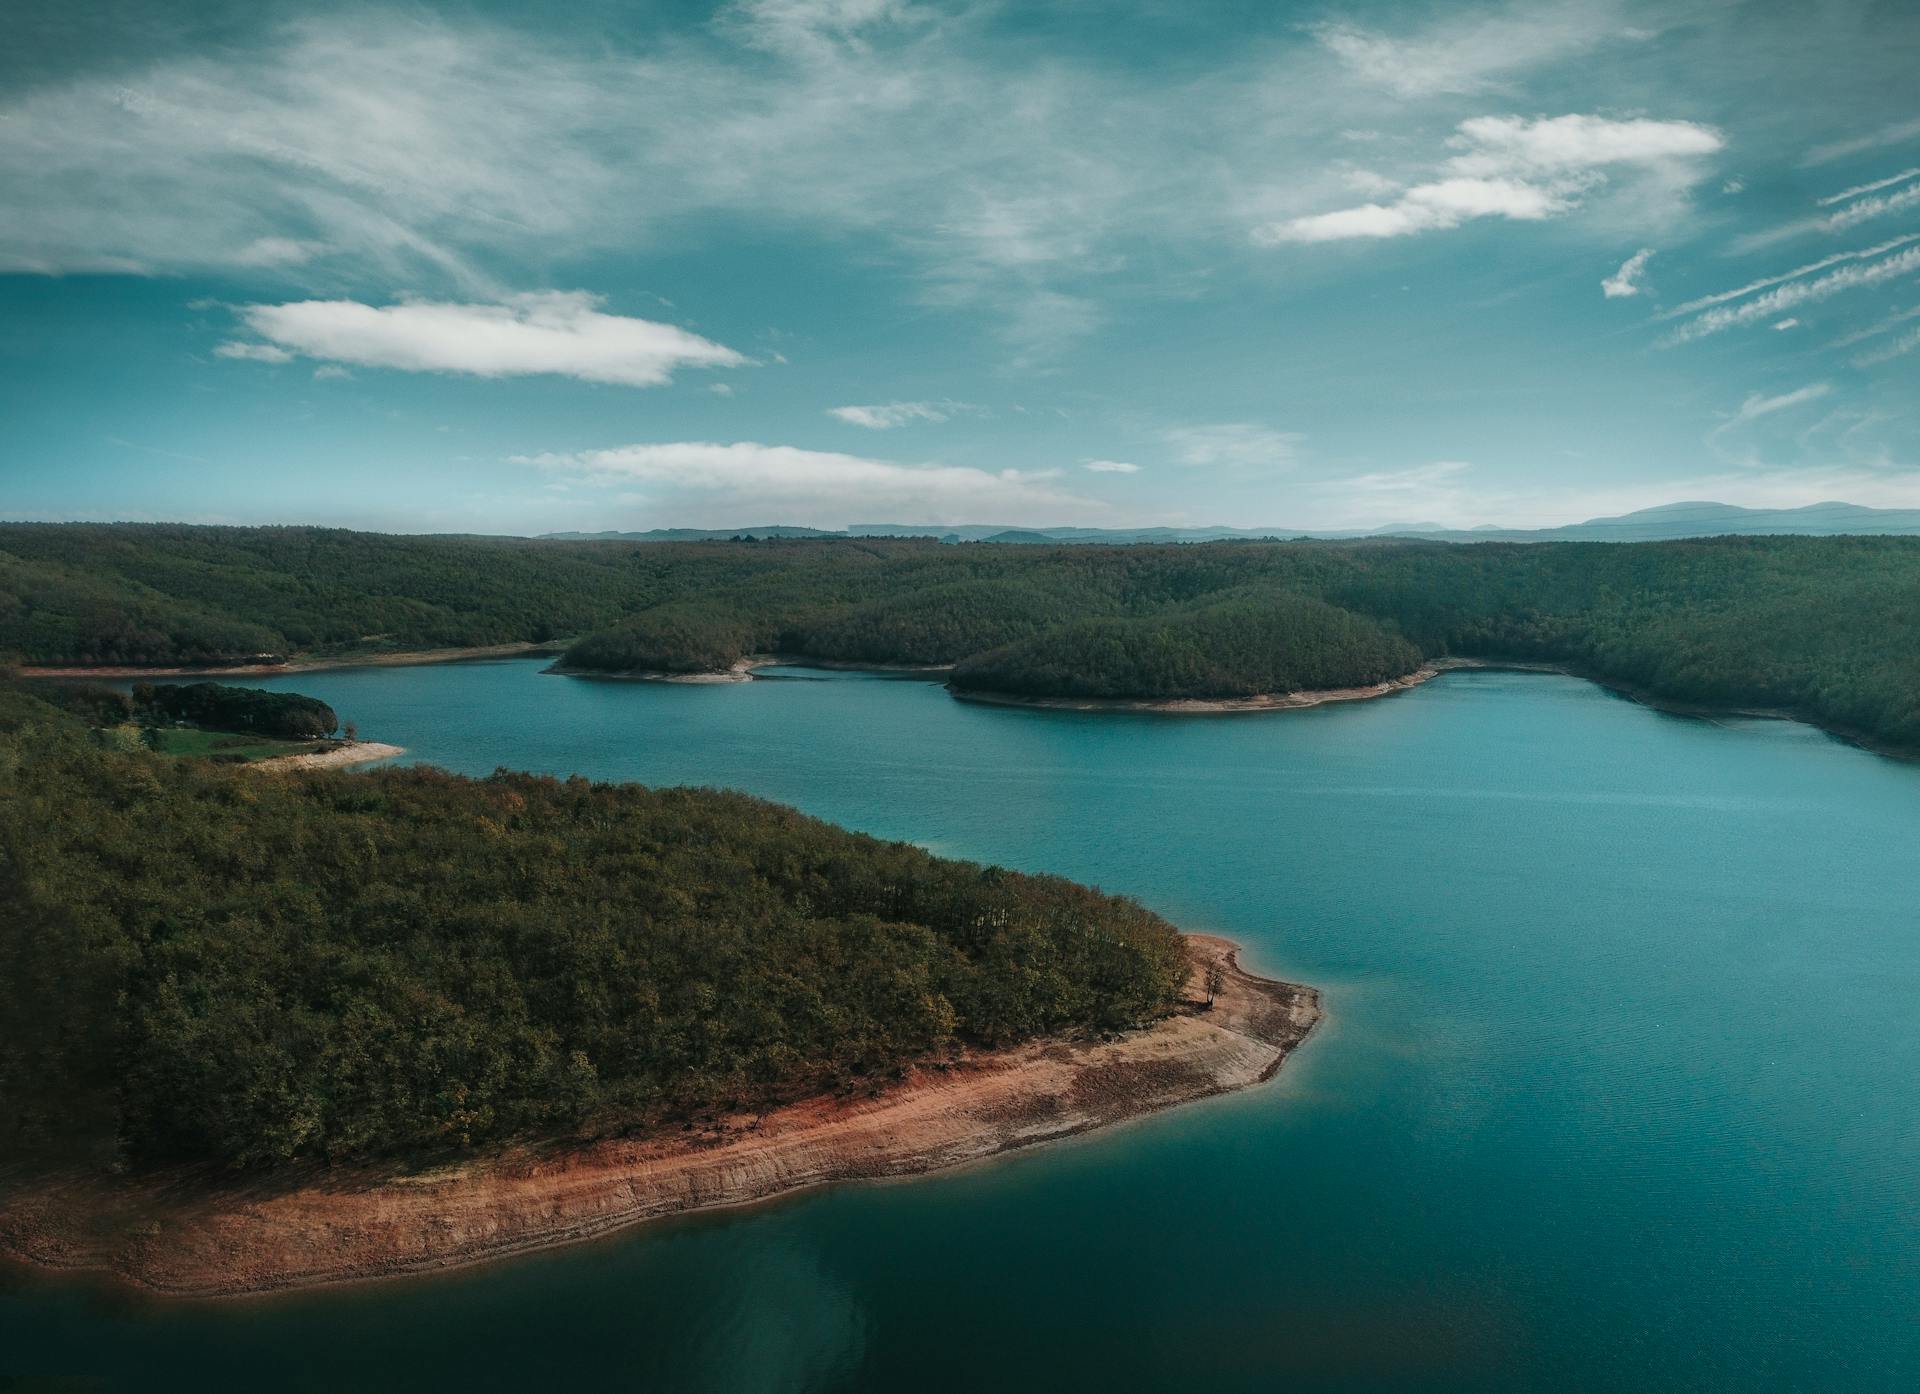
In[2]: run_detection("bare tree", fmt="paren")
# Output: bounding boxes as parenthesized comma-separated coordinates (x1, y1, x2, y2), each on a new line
(1203, 957, 1226, 1009)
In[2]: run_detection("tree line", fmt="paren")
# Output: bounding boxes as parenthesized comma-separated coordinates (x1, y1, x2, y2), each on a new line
(3, 523, 1916, 750)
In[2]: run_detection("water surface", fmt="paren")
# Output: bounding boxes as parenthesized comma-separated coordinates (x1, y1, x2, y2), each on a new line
(6, 661, 1918, 1391)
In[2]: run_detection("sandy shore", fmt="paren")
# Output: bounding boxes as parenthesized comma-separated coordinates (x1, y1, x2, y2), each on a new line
(949, 666, 1441, 714)
(248, 741, 406, 771)
(547, 653, 956, 683)
(0, 936, 1317, 1299)
(18, 641, 564, 680)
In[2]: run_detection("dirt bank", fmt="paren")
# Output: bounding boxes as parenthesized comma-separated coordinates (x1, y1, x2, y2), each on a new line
(18, 641, 565, 680)
(0, 936, 1316, 1299)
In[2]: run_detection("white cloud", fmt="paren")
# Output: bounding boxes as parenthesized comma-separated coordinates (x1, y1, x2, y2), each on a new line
(1601, 247, 1654, 298)
(214, 340, 293, 363)
(1265, 177, 1566, 243)
(1818, 167, 1920, 206)
(221, 292, 746, 386)
(510, 439, 1090, 526)
(1664, 234, 1920, 318)
(1724, 383, 1833, 428)
(1083, 459, 1142, 473)
(1824, 179, 1920, 232)
(1665, 244, 1920, 343)
(827, 401, 959, 429)
(1256, 114, 1722, 245)
(1163, 423, 1303, 469)
(1773, 319, 1799, 331)
(312, 364, 352, 380)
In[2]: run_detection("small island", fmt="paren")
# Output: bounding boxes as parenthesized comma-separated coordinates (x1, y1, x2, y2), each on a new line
(0, 681, 1316, 1297)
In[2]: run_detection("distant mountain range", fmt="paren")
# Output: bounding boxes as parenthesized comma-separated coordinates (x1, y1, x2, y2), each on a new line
(542, 501, 1920, 546)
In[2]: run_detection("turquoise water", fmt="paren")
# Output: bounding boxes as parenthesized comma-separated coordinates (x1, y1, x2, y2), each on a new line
(7, 660, 1920, 1392)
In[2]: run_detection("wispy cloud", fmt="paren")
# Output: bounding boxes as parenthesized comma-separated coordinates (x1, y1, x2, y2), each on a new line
(1602, 247, 1655, 298)
(1256, 114, 1722, 245)
(510, 439, 1089, 526)
(214, 340, 294, 364)
(1163, 423, 1303, 469)
(1083, 459, 1142, 473)
(1818, 167, 1920, 206)
(1803, 117, 1920, 167)
(1308, 4, 1632, 99)
(222, 293, 746, 386)
(827, 401, 967, 430)
(1664, 234, 1920, 318)
(1664, 243, 1920, 343)
(1855, 327, 1920, 367)
(1711, 383, 1832, 439)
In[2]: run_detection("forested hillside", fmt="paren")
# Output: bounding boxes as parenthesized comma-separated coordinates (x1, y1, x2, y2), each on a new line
(0, 687, 1187, 1171)
(3, 523, 1917, 750)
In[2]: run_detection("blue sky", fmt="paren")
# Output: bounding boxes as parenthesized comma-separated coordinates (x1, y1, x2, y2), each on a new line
(3, 0, 1918, 533)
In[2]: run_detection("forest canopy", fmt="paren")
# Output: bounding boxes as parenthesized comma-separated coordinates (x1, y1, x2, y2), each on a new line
(0, 688, 1188, 1172)
(2, 523, 1917, 750)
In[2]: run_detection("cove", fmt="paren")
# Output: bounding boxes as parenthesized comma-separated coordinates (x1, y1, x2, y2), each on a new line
(5, 660, 1918, 1392)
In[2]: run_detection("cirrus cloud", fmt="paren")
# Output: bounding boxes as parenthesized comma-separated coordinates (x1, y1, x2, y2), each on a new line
(220, 292, 746, 386)
(511, 439, 1092, 526)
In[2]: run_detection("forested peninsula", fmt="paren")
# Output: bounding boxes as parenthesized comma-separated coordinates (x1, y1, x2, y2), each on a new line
(0, 685, 1313, 1292)
(4, 522, 1917, 751)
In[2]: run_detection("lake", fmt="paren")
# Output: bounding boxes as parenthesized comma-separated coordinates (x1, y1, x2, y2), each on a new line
(6, 660, 1919, 1392)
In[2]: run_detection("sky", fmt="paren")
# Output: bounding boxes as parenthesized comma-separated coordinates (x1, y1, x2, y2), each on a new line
(2, 0, 1918, 534)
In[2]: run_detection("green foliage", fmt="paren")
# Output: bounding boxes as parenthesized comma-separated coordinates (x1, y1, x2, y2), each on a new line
(952, 591, 1421, 699)
(0, 696, 1188, 1172)
(3, 525, 1918, 749)
(136, 681, 338, 738)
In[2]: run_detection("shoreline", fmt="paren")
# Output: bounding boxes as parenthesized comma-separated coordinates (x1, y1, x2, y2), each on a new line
(1427, 656, 1919, 762)
(544, 653, 957, 682)
(947, 666, 1442, 714)
(16, 641, 567, 680)
(0, 935, 1316, 1301)
(247, 740, 406, 771)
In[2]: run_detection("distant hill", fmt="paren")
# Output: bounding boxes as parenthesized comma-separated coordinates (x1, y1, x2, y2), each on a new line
(542, 525, 843, 541)
(543, 501, 1920, 545)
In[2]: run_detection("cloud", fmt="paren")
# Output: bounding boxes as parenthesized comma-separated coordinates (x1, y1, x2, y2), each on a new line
(827, 401, 961, 429)
(1308, 4, 1630, 98)
(1818, 167, 1920, 206)
(1163, 423, 1303, 469)
(1829, 303, 1920, 349)
(220, 293, 746, 386)
(1602, 247, 1654, 298)
(1824, 179, 1920, 232)
(214, 340, 294, 364)
(312, 364, 352, 380)
(1083, 459, 1142, 473)
(1723, 383, 1833, 429)
(1855, 327, 1920, 368)
(1256, 114, 1722, 245)
(1802, 118, 1920, 167)
(510, 439, 1090, 526)
(1664, 243, 1920, 343)
(1664, 234, 1920, 318)
(1772, 319, 1799, 331)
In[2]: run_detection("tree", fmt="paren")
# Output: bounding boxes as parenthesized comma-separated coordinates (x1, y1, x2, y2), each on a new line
(1203, 957, 1226, 1009)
